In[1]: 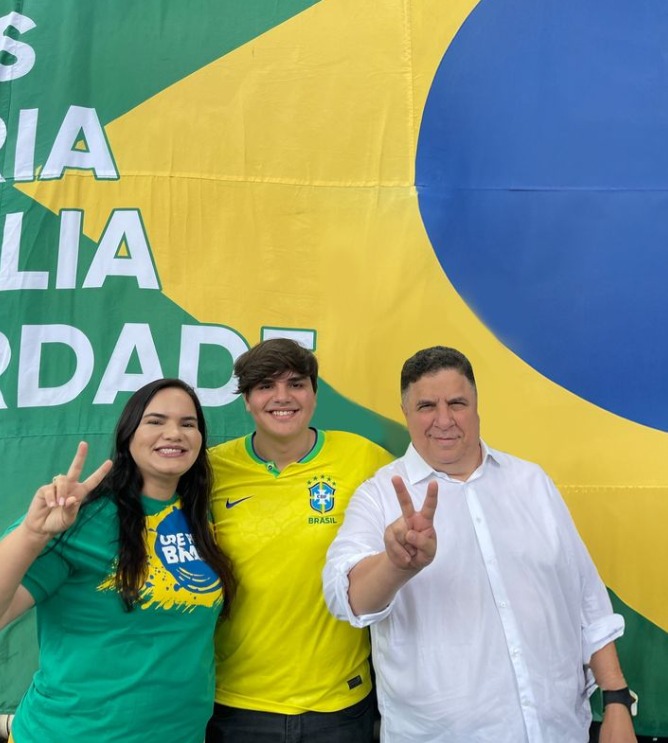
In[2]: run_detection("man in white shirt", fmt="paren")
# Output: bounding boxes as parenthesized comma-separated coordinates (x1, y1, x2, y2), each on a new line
(323, 346, 637, 743)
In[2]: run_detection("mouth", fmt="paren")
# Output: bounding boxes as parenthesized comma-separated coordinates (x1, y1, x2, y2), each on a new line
(154, 447, 187, 457)
(268, 410, 299, 418)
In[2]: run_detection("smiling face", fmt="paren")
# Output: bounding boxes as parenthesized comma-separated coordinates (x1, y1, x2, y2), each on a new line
(244, 371, 317, 443)
(402, 368, 482, 480)
(129, 386, 203, 499)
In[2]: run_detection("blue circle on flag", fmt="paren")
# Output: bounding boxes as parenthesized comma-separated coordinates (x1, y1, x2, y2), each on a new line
(416, 0, 668, 431)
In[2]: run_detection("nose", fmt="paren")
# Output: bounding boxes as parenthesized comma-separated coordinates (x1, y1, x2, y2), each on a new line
(272, 382, 292, 403)
(162, 420, 183, 440)
(434, 402, 455, 428)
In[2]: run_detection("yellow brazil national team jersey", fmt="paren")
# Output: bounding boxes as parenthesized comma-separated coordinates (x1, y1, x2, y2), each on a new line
(209, 429, 393, 714)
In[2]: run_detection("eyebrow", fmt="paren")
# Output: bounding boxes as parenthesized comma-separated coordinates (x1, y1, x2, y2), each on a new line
(142, 412, 198, 422)
(261, 374, 307, 384)
(415, 396, 468, 406)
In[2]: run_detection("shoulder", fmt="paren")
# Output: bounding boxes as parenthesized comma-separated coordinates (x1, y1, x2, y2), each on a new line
(323, 430, 393, 457)
(349, 455, 406, 497)
(321, 431, 394, 474)
(208, 435, 248, 463)
(487, 444, 546, 475)
(323, 430, 371, 444)
(53, 495, 118, 553)
(344, 458, 408, 519)
(368, 455, 406, 483)
(77, 493, 117, 525)
(485, 445, 557, 497)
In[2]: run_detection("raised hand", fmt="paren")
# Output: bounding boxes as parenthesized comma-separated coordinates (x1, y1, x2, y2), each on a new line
(23, 442, 113, 538)
(383, 476, 438, 571)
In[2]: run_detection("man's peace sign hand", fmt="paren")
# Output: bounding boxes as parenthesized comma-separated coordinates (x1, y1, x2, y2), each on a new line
(383, 476, 438, 571)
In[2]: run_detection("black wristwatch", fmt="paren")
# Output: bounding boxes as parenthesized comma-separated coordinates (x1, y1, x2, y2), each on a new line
(602, 687, 638, 717)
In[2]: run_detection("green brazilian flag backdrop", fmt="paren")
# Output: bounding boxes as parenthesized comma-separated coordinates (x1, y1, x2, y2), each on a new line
(1, 0, 667, 736)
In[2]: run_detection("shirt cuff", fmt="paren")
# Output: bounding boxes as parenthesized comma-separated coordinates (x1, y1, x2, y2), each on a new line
(324, 550, 397, 628)
(582, 613, 625, 664)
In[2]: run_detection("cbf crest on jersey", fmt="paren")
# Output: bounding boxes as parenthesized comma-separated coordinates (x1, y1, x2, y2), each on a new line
(308, 476, 336, 514)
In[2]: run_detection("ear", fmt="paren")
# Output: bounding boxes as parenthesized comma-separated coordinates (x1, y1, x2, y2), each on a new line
(243, 394, 251, 413)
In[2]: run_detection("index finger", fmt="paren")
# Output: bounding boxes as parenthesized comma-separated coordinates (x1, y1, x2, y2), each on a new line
(81, 458, 113, 494)
(419, 480, 438, 522)
(391, 476, 415, 520)
(66, 442, 112, 495)
(65, 441, 89, 482)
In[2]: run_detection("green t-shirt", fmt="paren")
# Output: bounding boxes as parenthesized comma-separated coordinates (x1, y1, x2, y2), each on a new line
(11, 494, 223, 743)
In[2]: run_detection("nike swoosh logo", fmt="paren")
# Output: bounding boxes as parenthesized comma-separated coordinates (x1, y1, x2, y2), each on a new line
(225, 496, 253, 509)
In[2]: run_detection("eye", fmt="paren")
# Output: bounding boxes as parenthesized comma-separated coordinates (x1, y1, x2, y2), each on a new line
(182, 421, 197, 428)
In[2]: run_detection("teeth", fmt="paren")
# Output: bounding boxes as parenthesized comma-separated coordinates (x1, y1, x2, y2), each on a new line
(271, 410, 295, 416)
(157, 448, 183, 454)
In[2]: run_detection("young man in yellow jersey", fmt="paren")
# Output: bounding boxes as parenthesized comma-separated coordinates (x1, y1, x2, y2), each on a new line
(206, 338, 394, 743)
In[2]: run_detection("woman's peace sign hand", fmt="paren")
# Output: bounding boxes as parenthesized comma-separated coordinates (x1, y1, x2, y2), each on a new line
(23, 442, 113, 538)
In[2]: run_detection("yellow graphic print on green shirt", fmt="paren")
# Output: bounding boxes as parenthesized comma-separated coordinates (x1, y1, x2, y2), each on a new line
(99, 500, 222, 612)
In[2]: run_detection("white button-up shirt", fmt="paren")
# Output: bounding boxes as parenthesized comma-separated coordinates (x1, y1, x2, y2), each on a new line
(323, 442, 623, 743)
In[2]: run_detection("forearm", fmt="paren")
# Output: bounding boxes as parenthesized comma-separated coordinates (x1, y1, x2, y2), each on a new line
(589, 641, 627, 690)
(592, 642, 637, 741)
(0, 522, 49, 625)
(347, 551, 419, 616)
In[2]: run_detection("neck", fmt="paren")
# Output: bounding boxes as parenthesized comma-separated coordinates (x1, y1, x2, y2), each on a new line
(441, 444, 483, 482)
(253, 428, 316, 472)
(141, 477, 178, 501)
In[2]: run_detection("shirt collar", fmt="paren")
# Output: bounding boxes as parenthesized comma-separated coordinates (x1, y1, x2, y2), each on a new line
(403, 439, 501, 485)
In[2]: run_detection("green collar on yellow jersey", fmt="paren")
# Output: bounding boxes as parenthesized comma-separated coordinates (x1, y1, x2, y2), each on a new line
(244, 428, 324, 476)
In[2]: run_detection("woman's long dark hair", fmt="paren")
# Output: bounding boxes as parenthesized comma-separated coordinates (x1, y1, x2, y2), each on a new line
(87, 378, 235, 615)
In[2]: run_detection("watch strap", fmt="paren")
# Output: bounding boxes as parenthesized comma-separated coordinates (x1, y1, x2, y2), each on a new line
(602, 687, 638, 717)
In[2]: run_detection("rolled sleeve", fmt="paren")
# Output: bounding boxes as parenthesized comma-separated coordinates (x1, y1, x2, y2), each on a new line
(582, 613, 625, 664)
(323, 475, 396, 628)
(545, 477, 626, 665)
(323, 547, 396, 627)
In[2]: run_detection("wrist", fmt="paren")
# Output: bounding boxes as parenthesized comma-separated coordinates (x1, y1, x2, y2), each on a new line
(17, 521, 52, 549)
(602, 687, 638, 717)
(384, 551, 422, 580)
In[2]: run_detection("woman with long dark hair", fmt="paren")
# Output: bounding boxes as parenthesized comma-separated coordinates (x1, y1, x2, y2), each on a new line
(0, 378, 235, 743)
